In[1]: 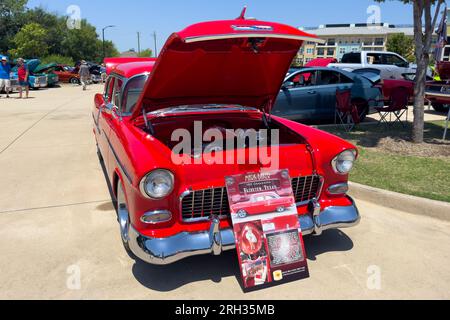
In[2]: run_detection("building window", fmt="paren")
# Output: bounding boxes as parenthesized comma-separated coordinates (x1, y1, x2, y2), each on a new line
(327, 48, 335, 56)
(363, 38, 372, 46)
(306, 48, 314, 54)
(327, 38, 336, 46)
(375, 38, 384, 46)
(317, 48, 325, 56)
(339, 47, 346, 54)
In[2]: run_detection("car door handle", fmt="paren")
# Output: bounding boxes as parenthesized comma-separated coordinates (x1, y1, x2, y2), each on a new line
(307, 90, 316, 94)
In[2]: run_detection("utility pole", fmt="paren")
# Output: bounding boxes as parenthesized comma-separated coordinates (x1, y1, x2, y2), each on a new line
(137, 32, 141, 55)
(153, 31, 158, 57)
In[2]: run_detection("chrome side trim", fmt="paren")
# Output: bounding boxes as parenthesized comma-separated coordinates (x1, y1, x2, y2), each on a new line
(184, 34, 326, 44)
(128, 196, 360, 265)
(103, 130, 133, 183)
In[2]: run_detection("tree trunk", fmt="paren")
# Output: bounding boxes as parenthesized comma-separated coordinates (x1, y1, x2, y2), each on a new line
(412, 0, 425, 144)
(413, 56, 427, 143)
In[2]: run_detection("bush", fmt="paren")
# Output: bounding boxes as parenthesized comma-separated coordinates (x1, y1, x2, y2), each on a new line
(40, 54, 74, 66)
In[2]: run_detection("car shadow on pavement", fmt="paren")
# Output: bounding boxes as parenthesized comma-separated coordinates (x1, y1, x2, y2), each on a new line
(131, 250, 240, 292)
(130, 229, 354, 292)
(304, 229, 354, 261)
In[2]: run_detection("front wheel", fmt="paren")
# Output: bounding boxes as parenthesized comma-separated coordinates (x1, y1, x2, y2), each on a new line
(69, 77, 80, 85)
(432, 103, 450, 113)
(117, 182, 131, 252)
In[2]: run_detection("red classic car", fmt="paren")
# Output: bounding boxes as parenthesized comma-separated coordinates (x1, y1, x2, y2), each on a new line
(53, 64, 80, 84)
(93, 16, 360, 265)
(231, 192, 295, 218)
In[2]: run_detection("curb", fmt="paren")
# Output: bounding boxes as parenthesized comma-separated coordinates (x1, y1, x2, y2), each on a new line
(348, 181, 450, 222)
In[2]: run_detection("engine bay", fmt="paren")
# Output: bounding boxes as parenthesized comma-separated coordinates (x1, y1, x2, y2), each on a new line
(139, 110, 304, 158)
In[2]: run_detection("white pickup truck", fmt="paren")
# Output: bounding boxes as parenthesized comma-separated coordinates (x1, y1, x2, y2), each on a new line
(328, 51, 419, 80)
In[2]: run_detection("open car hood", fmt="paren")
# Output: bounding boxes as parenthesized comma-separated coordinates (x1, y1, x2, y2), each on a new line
(132, 18, 323, 118)
(34, 63, 57, 73)
(26, 59, 41, 73)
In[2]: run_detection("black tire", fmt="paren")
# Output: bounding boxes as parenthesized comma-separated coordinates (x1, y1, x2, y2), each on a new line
(432, 103, 450, 113)
(69, 77, 80, 85)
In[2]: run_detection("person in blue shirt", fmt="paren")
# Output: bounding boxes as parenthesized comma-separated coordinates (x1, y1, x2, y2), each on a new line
(0, 56, 12, 98)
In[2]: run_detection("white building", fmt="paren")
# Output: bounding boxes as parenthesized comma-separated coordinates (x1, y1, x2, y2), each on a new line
(295, 23, 433, 65)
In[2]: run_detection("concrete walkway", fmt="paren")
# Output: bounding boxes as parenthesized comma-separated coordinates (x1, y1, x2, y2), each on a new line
(0, 85, 449, 299)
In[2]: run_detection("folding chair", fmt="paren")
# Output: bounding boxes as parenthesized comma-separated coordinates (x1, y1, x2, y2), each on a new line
(335, 89, 360, 132)
(375, 88, 409, 128)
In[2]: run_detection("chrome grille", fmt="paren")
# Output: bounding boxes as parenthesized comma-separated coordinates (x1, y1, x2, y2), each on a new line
(181, 175, 322, 222)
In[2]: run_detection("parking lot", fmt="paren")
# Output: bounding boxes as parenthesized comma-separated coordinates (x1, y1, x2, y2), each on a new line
(0, 85, 450, 299)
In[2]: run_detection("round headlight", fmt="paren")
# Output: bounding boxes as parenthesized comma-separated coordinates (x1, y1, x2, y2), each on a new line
(140, 169, 174, 199)
(332, 150, 357, 174)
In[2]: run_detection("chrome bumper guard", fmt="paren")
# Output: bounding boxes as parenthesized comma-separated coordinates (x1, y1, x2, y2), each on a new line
(128, 197, 360, 265)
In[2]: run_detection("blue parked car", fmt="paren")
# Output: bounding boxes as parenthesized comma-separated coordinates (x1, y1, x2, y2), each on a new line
(273, 67, 382, 122)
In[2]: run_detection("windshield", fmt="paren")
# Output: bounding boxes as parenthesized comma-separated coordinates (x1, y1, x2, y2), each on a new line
(122, 74, 149, 114)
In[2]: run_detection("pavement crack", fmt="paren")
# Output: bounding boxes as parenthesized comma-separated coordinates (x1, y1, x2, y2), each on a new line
(0, 200, 112, 214)
(0, 96, 85, 156)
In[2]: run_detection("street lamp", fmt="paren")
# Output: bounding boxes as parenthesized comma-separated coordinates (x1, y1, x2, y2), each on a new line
(102, 25, 116, 61)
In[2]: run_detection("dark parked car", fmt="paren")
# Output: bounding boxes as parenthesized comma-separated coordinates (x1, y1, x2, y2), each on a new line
(273, 67, 382, 122)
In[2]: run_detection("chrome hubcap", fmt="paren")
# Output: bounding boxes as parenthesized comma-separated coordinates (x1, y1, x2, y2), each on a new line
(117, 183, 130, 243)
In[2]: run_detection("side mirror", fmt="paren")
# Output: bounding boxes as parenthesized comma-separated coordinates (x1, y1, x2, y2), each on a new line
(94, 93, 104, 109)
(282, 81, 295, 90)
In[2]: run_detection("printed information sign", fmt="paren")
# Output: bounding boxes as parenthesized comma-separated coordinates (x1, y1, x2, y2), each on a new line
(226, 170, 309, 290)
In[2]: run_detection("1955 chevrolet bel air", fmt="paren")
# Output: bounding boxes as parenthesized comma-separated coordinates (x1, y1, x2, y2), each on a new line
(92, 15, 360, 265)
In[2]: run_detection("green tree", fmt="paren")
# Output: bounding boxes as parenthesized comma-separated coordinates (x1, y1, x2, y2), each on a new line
(93, 40, 120, 63)
(137, 48, 153, 57)
(10, 22, 48, 58)
(376, 0, 445, 144)
(386, 33, 415, 62)
(40, 54, 74, 66)
(0, 0, 27, 53)
(21, 7, 66, 56)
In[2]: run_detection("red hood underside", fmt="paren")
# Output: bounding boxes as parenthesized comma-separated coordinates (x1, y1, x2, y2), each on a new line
(132, 19, 322, 118)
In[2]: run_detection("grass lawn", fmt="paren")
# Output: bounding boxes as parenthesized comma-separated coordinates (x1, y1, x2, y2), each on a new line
(322, 121, 450, 203)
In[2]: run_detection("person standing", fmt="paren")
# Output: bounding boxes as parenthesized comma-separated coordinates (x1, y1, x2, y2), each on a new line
(17, 58, 29, 99)
(0, 56, 11, 98)
(78, 60, 90, 91)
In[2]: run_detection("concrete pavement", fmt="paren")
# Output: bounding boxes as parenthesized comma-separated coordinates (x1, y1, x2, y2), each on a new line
(0, 85, 449, 299)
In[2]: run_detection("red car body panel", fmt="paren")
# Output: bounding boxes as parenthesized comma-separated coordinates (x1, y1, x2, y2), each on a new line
(104, 57, 157, 76)
(92, 17, 359, 264)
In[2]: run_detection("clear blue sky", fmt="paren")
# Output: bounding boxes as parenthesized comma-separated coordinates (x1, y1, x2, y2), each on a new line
(26, 0, 416, 54)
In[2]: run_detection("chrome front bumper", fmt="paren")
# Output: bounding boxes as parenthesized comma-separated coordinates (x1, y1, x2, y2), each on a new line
(128, 197, 360, 265)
